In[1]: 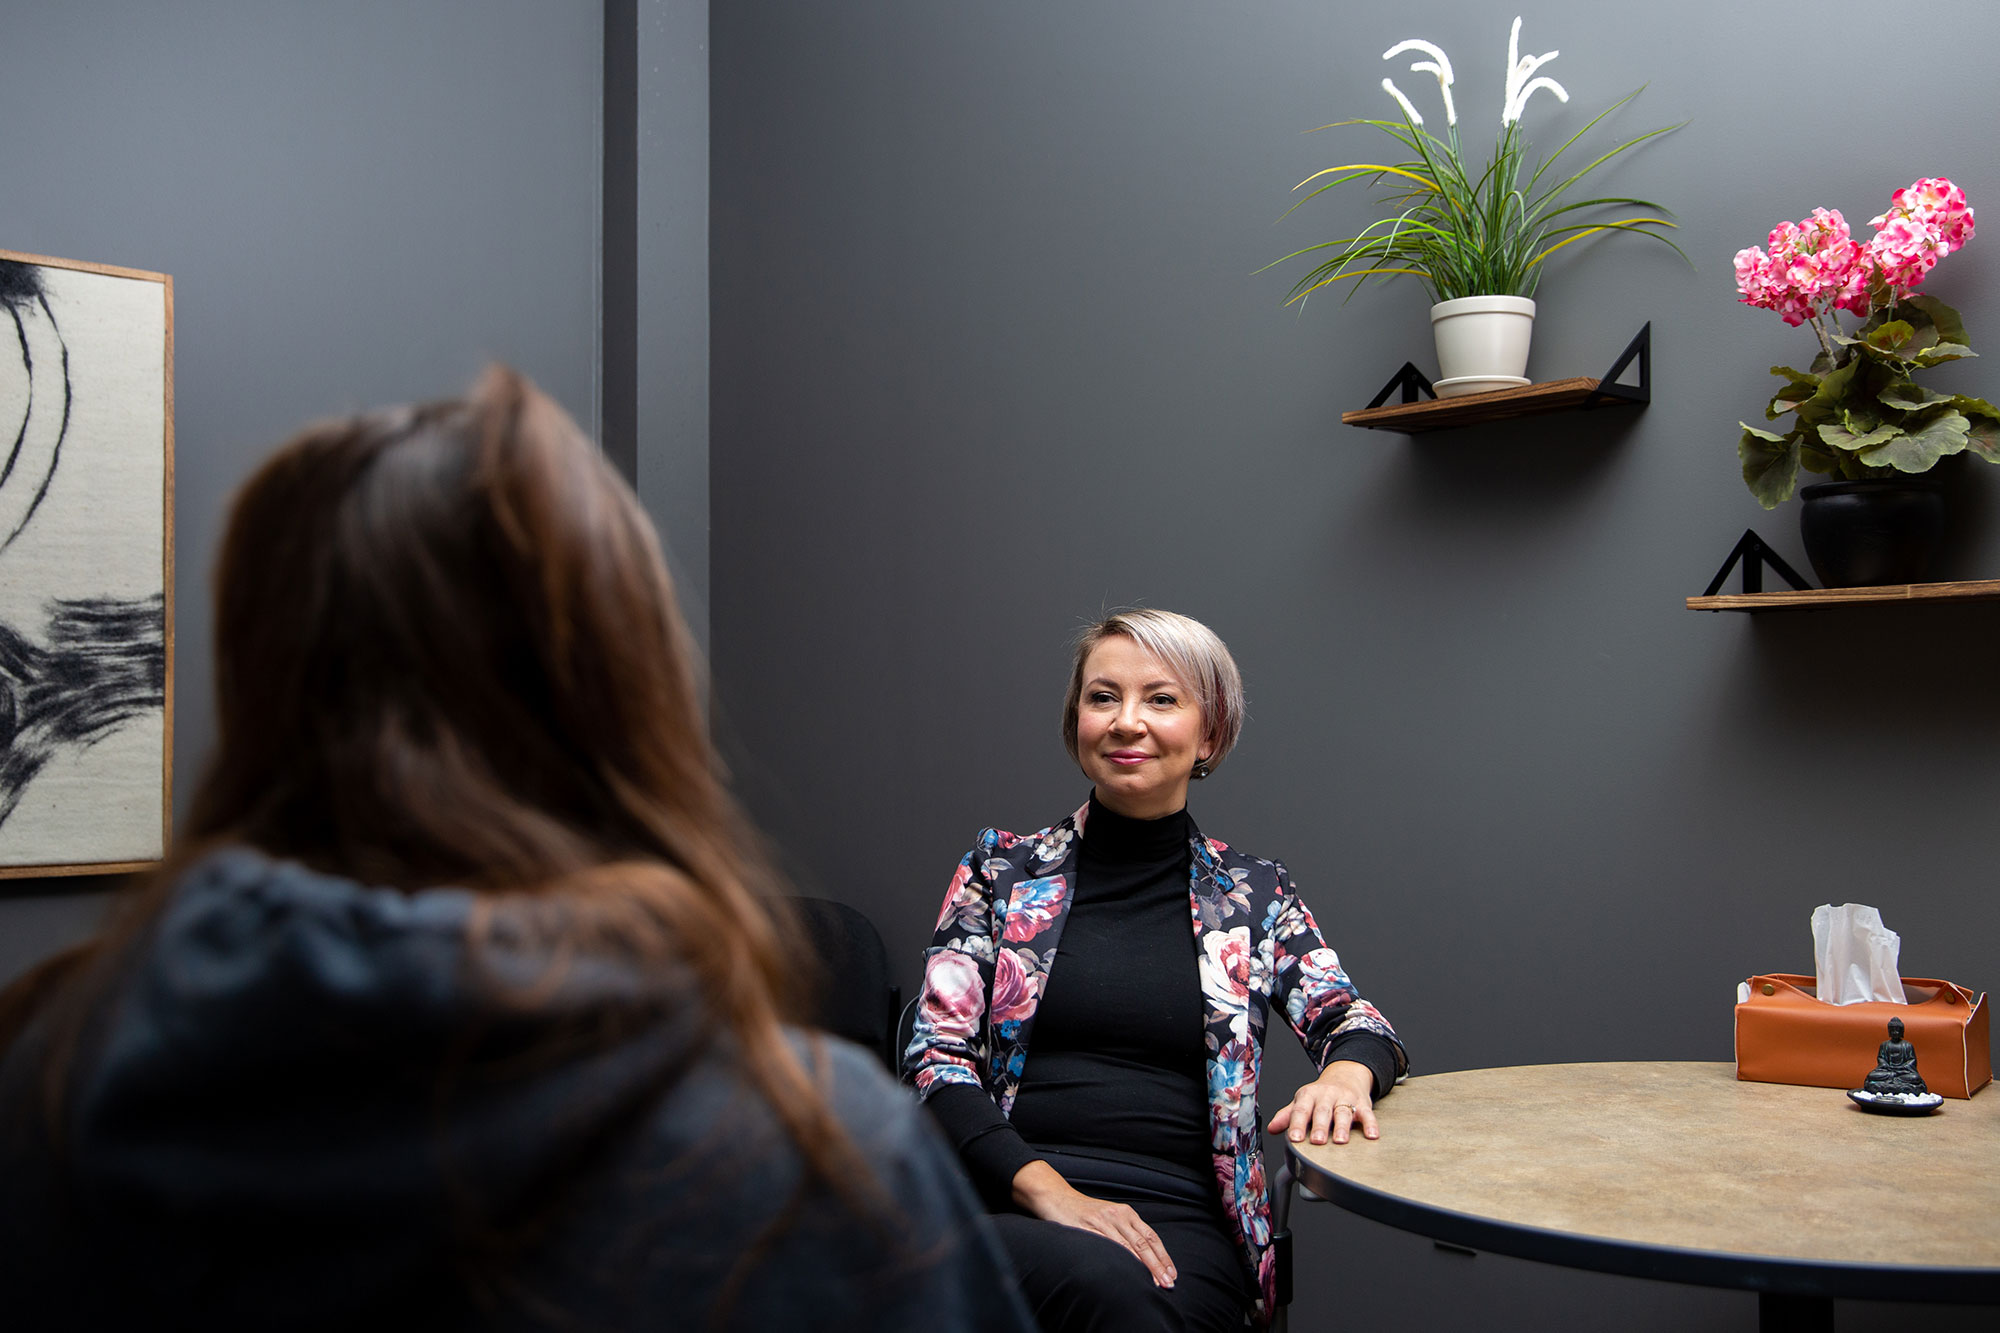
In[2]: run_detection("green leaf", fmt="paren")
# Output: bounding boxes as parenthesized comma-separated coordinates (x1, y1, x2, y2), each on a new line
(1855, 410, 1970, 471)
(1801, 356, 1860, 420)
(1267, 84, 1681, 307)
(1798, 441, 1841, 475)
(1965, 415, 2000, 465)
(1858, 303, 1941, 363)
(1949, 393, 2000, 421)
(1903, 292, 1970, 347)
(1818, 421, 1900, 453)
(1864, 320, 1916, 355)
(1878, 381, 1953, 411)
(1740, 423, 1800, 509)
(1914, 342, 1976, 368)
(1765, 366, 1819, 420)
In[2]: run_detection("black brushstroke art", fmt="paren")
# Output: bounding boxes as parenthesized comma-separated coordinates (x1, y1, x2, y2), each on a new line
(0, 258, 166, 835)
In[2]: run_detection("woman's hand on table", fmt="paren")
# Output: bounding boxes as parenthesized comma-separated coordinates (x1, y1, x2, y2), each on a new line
(1009, 1160, 1177, 1288)
(1268, 1059, 1378, 1146)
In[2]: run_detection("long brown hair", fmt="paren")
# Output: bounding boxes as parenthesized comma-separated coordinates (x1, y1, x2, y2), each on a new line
(0, 366, 869, 1298)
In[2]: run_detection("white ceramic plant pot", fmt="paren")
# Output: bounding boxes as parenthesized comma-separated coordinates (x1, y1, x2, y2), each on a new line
(1429, 296, 1536, 397)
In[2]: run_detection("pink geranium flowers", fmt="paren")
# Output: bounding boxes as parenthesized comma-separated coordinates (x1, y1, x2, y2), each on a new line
(1732, 176, 1999, 511)
(1868, 177, 1976, 297)
(1733, 208, 1863, 326)
(1736, 179, 1975, 326)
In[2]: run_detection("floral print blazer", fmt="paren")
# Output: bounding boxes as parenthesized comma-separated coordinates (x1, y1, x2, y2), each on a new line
(904, 802, 1407, 1327)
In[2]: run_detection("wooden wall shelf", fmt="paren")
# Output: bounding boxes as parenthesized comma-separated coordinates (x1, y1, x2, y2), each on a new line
(1343, 322, 1650, 435)
(1687, 580, 2000, 612)
(1343, 377, 1628, 433)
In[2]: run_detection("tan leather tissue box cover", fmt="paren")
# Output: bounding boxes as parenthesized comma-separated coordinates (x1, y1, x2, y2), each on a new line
(1735, 974, 1991, 1098)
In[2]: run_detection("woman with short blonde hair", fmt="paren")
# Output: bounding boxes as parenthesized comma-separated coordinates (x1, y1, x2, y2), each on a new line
(908, 608, 1407, 1332)
(1061, 609, 1245, 781)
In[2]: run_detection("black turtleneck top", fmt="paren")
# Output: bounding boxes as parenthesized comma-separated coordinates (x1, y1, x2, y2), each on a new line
(1007, 797, 1213, 1180)
(926, 797, 1398, 1206)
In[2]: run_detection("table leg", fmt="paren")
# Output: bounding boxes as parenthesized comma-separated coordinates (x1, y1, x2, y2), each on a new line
(1758, 1293, 1833, 1333)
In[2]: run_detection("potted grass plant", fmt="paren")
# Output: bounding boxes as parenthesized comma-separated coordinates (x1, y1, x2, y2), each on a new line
(1268, 17, 1684, 397)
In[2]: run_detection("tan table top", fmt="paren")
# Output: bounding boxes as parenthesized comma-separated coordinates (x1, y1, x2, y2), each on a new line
(1287, 1062, 1999, 1302)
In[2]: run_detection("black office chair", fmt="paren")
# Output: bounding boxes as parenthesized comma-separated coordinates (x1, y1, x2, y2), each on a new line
(893, 994, 919, 1076)
(790, 896, 902, 1071)
(1269, 1157, 1323, 1333)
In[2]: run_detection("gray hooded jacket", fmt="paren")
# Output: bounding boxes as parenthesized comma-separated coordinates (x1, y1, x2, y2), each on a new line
(0, 849, 1032, 1332)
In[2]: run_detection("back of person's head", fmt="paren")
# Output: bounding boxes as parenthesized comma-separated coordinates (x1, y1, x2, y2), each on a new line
(183, 364, 801, 1047)
(199, 364, 711, 891)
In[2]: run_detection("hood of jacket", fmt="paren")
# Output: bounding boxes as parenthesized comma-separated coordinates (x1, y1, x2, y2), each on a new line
(1, 847, 711, 1323)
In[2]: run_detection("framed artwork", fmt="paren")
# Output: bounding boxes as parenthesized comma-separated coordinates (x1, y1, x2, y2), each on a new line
(0, 249, 172, 879)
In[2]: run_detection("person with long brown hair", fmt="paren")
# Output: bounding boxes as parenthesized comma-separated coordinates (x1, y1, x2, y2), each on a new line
(0, 368, 1032, 1332)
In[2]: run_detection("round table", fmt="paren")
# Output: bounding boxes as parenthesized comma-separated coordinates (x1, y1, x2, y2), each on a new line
(1286, 1062, 1999, 1331)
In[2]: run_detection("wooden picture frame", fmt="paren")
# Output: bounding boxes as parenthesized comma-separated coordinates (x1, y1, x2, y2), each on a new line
(0, 249, 173, 879)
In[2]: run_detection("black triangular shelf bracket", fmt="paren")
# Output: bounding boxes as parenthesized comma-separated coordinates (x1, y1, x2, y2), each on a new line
(1366, 361, 1436, 408)
(1582, 322, 1650, 409)
(1702, 528, 1814, 598)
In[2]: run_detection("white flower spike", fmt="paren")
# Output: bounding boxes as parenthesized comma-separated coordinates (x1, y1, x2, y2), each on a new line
(1382, 39, 1456, 128)
(1507, 76, 1569, 125)
(1501, 16, 1565, 127)
(1380, 77, 1424, 127)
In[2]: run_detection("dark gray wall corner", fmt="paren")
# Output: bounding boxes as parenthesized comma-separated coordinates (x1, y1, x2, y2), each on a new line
(601, 0, 640, 483)
(711, 3, 1999, 1329)
(631, 0, 711, 650)
(604, 0, 710, 647)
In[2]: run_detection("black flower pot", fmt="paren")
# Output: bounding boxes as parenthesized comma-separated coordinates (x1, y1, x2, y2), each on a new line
(1798, 478, 1945, 587)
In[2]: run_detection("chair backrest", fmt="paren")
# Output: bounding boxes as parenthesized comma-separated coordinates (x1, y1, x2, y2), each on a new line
(789, 896, 901, 1071)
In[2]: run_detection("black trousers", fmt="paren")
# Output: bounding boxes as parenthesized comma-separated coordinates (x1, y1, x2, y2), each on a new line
(989, 1152, 1251, 1333)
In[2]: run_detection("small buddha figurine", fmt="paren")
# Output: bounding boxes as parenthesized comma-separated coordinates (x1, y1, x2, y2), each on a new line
(1861, 1017, 1927, 1097)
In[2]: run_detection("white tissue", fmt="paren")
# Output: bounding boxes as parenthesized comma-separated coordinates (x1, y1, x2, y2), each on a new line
(1811, 903, 1907, 1005)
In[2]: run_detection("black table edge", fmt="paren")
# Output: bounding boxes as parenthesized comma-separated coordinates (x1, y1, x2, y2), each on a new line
(1287, 1145, 2000, 1305)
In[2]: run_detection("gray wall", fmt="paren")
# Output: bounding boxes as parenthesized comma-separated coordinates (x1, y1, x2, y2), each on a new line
(0, 0, 602, 965)
(710, 2, 1998, 1329)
